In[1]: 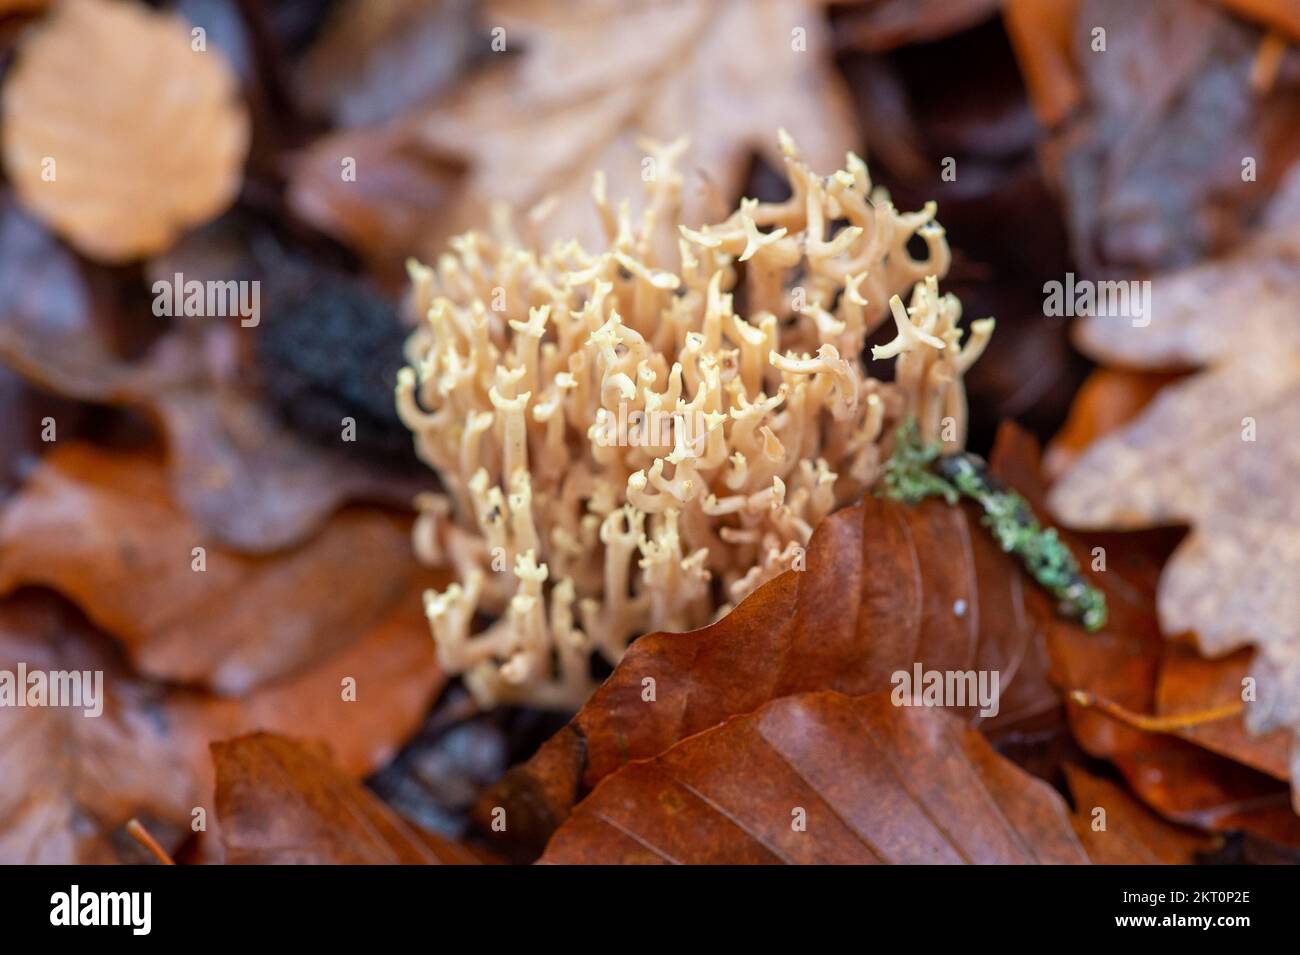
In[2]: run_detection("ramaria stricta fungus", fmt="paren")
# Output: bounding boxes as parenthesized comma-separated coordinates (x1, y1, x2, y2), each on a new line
(396, 132, 994, 708)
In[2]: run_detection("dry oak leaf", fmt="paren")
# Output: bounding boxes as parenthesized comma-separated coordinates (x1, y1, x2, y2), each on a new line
(1, 0, 249, 263)
(481, 485, 1062, 853)
(540, 691, 1089, 864)
(1063, 764, 1216, 865)
(0, 443, 444, 694)
(0, 590, 444, 863)
(388, 0, 857, 255)
(1049, 170, 1300, 802)
(992, 425, 1300, 845)
(1043, 367, 1187, 482)
(213, 733, 479, 864)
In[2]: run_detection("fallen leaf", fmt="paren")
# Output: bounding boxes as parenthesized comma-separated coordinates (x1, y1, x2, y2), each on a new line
(993, 423, 1300, 843)
(483, 486, 1061, 851)
(0, 592, 206, 863)
(0, 195, 423, 551)
(396, 0, 857, 254)
(1, 0, 249, 262)
(1045, 368, 1291, 783)
(1048, 173, 1300, 806)
(1064, 764, 1216, 864)
(213, 733, 478, 864)
(0, 580, 444, 863)
(540, 691, 1089, 864)
(0, 443, 440, 694)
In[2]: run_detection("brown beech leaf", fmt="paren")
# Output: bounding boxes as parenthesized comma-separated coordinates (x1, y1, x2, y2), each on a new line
(213, 733, 478, 864)
(1, 0, 248, 263)
(483, 488, 1060, 850)
(1064, 765, 1216, 865)
(1048, 173, 1300, 804)
(390, 0, 856, 255)
(540, 691, 1088, 864)
(0, 443, 442, 694)
(993, 424, 1300, 844)
(0, 587, 443, 863)
(0, 202, 420, 551)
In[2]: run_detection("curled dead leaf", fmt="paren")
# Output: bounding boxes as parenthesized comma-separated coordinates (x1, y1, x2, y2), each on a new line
(2, 0, 249, 262)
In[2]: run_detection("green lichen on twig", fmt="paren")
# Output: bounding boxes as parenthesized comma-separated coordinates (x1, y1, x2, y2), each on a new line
(881, 420, 1107, 632)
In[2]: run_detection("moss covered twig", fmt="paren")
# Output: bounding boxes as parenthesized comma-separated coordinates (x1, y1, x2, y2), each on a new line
(881, 420, 1107, 632)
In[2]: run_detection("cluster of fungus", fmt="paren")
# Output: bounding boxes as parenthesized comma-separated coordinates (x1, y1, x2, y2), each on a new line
(396, 132, 993, 708)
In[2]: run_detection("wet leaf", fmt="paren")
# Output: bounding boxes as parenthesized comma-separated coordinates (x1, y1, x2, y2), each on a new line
(1026, 0, 1300, 271)
(540, 691, 1088, 864)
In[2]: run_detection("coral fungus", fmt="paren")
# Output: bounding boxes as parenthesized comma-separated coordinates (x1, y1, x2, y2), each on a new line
(396, 132, 993, 708)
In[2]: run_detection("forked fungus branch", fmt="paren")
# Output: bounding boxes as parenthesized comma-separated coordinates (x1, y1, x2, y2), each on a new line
(396, 132, 994, 708)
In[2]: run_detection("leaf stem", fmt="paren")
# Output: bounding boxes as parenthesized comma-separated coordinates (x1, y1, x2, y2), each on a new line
(125, 818, 176, 865)
(1068, 689, 1244, 732)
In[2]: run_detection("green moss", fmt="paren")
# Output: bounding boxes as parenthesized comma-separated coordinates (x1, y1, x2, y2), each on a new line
(881, 420, 1107, 632)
